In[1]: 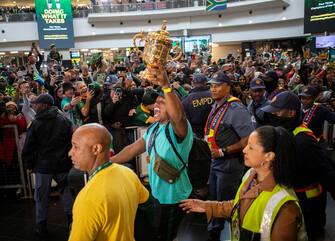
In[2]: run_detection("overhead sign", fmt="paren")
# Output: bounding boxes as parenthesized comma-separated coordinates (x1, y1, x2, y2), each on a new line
(206, 0, 227, 11)
(35, 0, 74, 49)
(304, 0, 335, 34)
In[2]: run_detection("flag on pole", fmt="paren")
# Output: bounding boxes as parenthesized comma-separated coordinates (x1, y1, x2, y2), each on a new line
(206, 0, 227, 11)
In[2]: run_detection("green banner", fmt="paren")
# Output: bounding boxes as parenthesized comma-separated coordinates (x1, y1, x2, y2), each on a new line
(35, 0, 74, 49)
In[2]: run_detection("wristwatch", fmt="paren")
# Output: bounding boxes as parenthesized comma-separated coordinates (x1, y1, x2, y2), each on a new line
(220, 147, 227, 157)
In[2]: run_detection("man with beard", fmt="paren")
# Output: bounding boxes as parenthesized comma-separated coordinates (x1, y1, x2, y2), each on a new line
(247, 77, 270, 128)
(299, 85, 335, 140)
(261, 91, 335, 241)
(204, 71, 253, 240)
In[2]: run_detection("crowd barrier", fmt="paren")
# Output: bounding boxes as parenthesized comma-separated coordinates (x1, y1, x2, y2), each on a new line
(125, 126, 149, 178)
(0, 125, 28, 198)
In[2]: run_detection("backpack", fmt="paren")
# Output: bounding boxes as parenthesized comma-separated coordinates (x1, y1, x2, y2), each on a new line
(164, 122, 211, 190)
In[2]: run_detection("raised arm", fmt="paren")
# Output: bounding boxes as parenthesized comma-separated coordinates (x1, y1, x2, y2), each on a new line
(157, 66, 188, 139)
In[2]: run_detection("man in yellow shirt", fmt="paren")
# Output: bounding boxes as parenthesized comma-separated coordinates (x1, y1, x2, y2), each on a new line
(68, 123, 150, 241)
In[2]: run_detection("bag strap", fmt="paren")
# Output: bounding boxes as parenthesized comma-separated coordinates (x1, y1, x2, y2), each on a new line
(165, 122, 187, 171)
(148, 123, 160, 155)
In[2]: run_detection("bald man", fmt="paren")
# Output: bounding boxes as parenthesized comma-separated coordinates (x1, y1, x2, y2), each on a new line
(68, 124, 150, 241)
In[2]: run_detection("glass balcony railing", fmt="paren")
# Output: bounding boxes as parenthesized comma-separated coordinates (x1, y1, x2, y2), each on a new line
(0, 0, 251, 22)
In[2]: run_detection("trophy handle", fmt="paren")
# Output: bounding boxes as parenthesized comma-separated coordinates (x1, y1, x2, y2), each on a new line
(132, 30, 146, 53)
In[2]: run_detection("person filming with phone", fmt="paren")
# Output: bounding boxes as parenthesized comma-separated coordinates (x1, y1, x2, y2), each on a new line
(103, 76, 137, 154)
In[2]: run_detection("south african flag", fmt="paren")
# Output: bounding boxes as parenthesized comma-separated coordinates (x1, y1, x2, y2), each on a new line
(206, 0, 227, 11)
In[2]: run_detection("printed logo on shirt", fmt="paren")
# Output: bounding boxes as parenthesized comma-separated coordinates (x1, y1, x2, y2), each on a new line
(192, 97, 214, 107)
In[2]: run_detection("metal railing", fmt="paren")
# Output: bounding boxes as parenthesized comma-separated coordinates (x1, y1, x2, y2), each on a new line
(0, 125, 28, 198)
(0, 0, 251, 22)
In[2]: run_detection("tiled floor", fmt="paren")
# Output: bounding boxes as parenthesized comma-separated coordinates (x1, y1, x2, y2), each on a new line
(0, 190, 334, 241)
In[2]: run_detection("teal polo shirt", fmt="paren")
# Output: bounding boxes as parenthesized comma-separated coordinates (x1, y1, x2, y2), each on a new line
(143, 121, 193, 204)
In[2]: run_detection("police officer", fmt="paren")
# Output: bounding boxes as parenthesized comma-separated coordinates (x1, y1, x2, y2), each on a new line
(247, 77, 270, 129)
(205, 71, 254, 241)
(182, 73, 213, 138)
(299, 85, 335, 140)
(261, 91, 335, 241)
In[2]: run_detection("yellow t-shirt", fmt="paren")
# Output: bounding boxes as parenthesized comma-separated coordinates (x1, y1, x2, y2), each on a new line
(68, 163, 149, 241)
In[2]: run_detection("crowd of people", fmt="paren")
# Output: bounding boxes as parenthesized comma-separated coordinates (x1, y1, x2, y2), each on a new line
(0, 41, 335, 241)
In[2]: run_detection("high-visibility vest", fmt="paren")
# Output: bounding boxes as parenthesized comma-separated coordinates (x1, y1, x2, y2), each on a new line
(293, 124, 318, 141)
(231, 169, 308, 241)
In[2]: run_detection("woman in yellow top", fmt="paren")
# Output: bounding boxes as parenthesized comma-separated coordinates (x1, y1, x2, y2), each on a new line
(180, 126, 308, 241)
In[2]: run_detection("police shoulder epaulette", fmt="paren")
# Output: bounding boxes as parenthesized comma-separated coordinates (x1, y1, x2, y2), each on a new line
(230, 102, 239, 109)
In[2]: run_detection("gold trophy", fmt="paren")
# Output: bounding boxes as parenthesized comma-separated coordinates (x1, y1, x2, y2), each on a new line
(132, 20, 172, 85)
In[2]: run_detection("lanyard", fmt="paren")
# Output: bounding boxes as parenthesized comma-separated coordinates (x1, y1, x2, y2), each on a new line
(89, 161, 113, 181)
(303, 104, 318, 126)
(205, 100, 230, 134)
(148, 123, 160, 155)
(233, 179, 255, 222)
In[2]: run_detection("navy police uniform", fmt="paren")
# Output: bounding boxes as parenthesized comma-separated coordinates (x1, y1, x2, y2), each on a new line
(182, 86, 213, 138)
(247, 77, 270, 129)
(205, 72, 254, 236)
(299, 85, 335, 140)
(182, 73, 213, 138)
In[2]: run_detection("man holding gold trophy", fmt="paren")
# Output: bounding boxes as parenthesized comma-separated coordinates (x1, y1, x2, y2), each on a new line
(111, 21, 194, 241)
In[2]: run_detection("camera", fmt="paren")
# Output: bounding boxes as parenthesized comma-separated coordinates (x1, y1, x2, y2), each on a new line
(113, 87, 123, 101)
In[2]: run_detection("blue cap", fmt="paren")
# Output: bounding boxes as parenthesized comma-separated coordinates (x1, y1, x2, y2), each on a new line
(192, 73, 207, 84)
(31, 93, 54, 106)
(298, 85, 318, 98)
(250, 77, 266, 90)
(261, 91, 301, 113)
(208, 71, 231, 85)
(105, 75, 119, 85)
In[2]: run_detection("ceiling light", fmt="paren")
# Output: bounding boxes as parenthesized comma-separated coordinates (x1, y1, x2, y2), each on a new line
(10, 51, 18, 54)
(218, 23, 222, 27)
(81, 49, 89, 52)
(248, 20, 253, 24)
(120, 30, 125, 34)
(282, 16, 287, 20)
